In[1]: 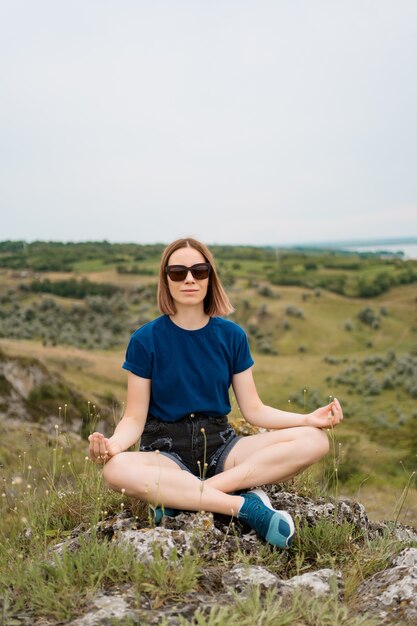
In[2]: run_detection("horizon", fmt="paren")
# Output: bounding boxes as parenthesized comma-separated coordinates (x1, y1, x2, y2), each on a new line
(1, 235, 417, 249)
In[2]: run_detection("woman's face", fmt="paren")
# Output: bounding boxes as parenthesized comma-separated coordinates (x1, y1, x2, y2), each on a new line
(166, 246, 209, 310)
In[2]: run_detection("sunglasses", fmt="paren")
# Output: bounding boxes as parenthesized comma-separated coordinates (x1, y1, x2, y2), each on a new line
(165, 263, 211, 282)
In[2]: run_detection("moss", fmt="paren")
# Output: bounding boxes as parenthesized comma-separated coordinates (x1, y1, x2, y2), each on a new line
(27, 380, 87, 421)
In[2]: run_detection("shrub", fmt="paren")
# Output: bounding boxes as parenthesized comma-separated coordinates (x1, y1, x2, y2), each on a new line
(357, 307, 380, 328)
(257, 285, 274, 298)
(285, 305, 304, 319)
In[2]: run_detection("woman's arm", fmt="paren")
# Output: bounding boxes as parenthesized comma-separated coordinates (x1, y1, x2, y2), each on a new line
(232, 368, 343, 430)
(89, 372, 151, 462)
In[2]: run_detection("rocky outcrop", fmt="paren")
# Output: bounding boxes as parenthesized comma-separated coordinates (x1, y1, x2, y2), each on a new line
(0, 351, 89, 428)
(356, 547, 417, 624)
(43, 490, 417, 626)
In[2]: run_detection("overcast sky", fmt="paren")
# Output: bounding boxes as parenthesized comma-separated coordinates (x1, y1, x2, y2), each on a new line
(1, 1, 416, 246)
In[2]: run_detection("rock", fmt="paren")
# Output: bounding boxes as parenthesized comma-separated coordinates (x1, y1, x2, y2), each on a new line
(356, 547, 417, 624)
(265, 487, 415, 542)
(222, 564, 279, 593)
(68, 593, 135, 626)
(280, 568, 344, 599)
(392, 547, 417, 568)
(370, 521, 417, 543)
(222, 564, 343, 600)
(267, 487, 371, 535)
(116, 526, 190, 563)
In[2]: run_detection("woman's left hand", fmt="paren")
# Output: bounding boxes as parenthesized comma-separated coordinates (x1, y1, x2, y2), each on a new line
(306, 397, 343, 429)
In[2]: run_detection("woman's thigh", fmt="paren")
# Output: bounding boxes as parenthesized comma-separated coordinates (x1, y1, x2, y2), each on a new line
(103, 450, 185, 486)
(222, 426, 328, 471)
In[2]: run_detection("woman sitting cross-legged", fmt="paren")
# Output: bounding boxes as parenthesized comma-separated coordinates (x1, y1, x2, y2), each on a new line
(88, 237, 343, 548)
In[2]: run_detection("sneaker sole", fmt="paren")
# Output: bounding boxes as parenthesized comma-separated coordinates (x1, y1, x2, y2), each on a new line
(265, 510, 295, 548)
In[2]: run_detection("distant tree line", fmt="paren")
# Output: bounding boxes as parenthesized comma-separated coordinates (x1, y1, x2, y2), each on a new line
(22, 278, 121, 299)
(1, 240, 416, 297)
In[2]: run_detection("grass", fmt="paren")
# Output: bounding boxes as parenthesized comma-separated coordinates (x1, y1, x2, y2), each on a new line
(177, 588, 380, 626)
(113, 587, 380, 626)
(0, 415, 415, 624)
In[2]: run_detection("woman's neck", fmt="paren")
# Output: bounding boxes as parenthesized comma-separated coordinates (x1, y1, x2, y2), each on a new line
(169, 307, 210, 330)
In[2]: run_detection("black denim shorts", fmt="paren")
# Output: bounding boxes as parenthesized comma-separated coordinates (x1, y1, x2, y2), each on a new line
(139, 413, 241, 478)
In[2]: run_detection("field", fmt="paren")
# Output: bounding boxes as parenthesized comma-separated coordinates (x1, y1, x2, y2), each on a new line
(1, 241, 416, 521)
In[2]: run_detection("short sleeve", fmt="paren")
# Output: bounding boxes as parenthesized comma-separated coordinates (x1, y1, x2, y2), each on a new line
(233, 328, 254, 374)
(122, 333, 153, 379)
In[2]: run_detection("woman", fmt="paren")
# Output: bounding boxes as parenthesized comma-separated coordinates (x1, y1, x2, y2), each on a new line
(89, 237, 343, 548)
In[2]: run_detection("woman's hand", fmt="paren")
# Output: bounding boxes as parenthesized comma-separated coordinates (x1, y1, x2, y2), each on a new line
(88, 432, 123, 464)
(306, 397, 344, 429)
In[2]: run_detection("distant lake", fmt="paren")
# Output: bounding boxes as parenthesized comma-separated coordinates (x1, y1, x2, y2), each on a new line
(342, 243, 417, 260)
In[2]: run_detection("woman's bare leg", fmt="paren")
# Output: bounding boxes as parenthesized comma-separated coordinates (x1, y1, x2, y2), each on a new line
(102, 451, 243, 516)
(206, 426, 329, 493)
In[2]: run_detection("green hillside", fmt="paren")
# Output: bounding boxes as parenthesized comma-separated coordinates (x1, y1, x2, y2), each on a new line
(0, 241, 416, 522)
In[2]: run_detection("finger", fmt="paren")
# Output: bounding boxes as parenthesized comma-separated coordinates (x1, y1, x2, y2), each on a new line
(332, 399, 343, 421)
(333, 398, 342, 411)
(90, 434, 104, 460)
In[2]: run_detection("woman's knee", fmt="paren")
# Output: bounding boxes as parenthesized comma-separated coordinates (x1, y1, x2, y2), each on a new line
(305, 426, 330, 459)
(102, 452, 130, 489)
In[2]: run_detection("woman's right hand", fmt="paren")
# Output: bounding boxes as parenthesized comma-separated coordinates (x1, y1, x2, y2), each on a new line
(88, 432, 123, 464)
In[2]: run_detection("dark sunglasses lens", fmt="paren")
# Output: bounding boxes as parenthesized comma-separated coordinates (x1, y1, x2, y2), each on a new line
(167, 267, 187, 281)
(191, 265, 210, 279)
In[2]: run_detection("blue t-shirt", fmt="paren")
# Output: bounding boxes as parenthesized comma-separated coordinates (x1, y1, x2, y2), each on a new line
(122, 315, 254, 422)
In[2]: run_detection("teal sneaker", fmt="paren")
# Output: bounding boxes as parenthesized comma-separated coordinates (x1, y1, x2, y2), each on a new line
(150, 505, 181, 524)
(238, 491, 295, 548)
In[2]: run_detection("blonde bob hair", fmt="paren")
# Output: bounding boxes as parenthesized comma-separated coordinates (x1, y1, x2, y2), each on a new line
(157, 238, 234, 317)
